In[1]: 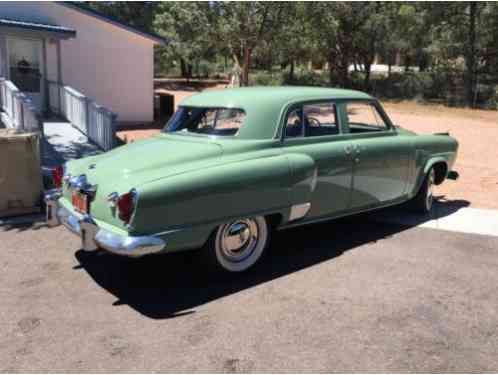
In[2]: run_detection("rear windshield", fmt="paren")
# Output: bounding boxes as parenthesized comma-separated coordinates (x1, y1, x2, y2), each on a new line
(164, 107, 246, 136)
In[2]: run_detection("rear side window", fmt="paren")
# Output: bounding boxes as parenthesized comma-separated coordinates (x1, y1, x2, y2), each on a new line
(284, 101, 339, 138)
(165, 107, 246, 136)
(345, 102, 389, 133)
(285, 109, 304, 138)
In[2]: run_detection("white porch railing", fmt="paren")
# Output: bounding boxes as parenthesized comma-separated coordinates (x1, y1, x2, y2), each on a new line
(47, 80, 117, 151)
(0, 78, 41, 133)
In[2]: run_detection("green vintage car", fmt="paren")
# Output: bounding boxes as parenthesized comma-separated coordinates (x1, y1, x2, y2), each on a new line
(45, 87, 458, 272)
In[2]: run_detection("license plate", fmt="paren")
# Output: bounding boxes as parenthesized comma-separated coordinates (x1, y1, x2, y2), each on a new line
(72, 191, 88, 214)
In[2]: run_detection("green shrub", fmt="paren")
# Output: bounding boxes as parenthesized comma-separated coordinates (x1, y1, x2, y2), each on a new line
(371, 72, 440, 100)
(283, 68, 328, 86)
(249, 71, 283, 86)
(349, 71, 367, 91)
(481, 85, 498, 110)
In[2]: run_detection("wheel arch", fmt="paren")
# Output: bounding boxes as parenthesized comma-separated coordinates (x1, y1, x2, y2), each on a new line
(423, 157, 448, 185)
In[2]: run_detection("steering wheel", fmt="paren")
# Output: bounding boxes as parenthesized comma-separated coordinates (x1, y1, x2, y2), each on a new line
(307, 116, 321, 127)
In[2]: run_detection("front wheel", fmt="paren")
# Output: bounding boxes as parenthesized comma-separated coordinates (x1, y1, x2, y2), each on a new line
(203, 216, 269, 273)
(410, 168, 436, 213)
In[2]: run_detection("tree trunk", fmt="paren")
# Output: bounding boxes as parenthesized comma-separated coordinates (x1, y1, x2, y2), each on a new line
(328, 56, 335, 86)
(180, 58, 187, 78)
(289, 60, 295, 81)
(186, 63, 193, 83)
(404, 54, 410, 72)
(241, 46, 252, 86)
(339, 56, 350, 88)
(363, 62, 372, 90)
(464, 2, 477, 107)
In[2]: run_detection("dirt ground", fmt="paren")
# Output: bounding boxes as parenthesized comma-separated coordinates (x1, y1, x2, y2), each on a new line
(117, 84, 498, 210)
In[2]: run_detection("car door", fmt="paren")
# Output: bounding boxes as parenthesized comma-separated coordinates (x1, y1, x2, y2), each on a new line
(281, 101, 354, 220)
(342, 100, 411, 210)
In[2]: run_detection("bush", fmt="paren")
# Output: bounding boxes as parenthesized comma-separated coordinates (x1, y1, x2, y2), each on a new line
(195, 61, 220, 78)
(481, 85, 498, 110)
(282, 68, 328, 86)
(250, 71, 283, 86)
(371, 72, 443, 100)
(247, 66, 497, 111)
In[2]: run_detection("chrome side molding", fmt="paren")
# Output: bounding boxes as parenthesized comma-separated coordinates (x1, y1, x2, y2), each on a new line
(289, 202, 311, 221)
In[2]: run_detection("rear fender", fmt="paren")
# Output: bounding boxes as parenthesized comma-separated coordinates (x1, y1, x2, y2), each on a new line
(285, 153, 317, 206)
(131, 155, 293, 237)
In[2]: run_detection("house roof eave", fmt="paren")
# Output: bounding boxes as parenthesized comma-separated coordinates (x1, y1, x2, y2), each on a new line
(0, 18, 76, 39)
(58, 2, 167, 46)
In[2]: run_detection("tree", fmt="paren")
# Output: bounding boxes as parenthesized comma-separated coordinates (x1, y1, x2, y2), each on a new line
(426, 2, 495, 106)
(86, 2, 158, 32)
(154, 2, 217, 79)
(307, 2, 375, 87)
(273, 3, 315, 82)
(214, 2, 289, 86)
(354, 2, 395, 88)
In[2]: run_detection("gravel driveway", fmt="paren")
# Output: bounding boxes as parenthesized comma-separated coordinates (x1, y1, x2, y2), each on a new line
(1, 215, 497, 372)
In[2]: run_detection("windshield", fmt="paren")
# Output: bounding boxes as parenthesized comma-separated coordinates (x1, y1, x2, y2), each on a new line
(163, 107, 246, 136)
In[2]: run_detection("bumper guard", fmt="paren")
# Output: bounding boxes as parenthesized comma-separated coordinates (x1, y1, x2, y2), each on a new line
(44, 190, 166, 257)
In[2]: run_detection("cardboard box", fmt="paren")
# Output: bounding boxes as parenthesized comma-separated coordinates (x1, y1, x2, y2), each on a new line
(0, 129, 42, 218)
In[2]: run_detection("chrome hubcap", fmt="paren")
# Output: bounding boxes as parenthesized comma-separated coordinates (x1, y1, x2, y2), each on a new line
(220, 219, 259, 262)
(426, 170, 435, 210)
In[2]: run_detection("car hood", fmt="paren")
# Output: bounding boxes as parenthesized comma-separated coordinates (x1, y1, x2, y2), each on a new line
(67, 134, 223, 191)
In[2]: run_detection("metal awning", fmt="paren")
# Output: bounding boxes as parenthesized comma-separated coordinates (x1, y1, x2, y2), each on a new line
(0, 18, 76, 39)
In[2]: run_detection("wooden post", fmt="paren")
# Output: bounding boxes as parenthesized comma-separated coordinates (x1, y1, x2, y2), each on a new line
(0, 35, 7, 79)
(84, 96, 89, 135)
(42, 39, 49, 115)
(17, 93, 24, 132)
(111, 113, 118, 149)
(56, 39, 62, 114)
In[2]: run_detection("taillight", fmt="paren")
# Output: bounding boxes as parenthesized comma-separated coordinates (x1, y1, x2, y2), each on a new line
(51, 165, 64, 189)
(117, 189, 137, 224)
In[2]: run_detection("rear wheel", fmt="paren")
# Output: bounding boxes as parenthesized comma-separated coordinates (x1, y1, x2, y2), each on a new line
(203, 216, 269, 273)
(410, 168, 436, 213)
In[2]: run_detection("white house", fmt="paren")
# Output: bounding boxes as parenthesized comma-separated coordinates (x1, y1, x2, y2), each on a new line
(0, 2, 165, 124)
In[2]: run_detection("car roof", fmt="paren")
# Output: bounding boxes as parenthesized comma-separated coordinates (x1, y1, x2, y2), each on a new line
(180, 86, 374, 139)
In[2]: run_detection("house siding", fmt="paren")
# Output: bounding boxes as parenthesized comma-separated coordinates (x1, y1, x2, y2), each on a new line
(0, 2, 155, 123)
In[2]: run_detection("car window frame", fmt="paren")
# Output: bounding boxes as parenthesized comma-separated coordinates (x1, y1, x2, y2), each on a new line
(280, 99, 343, 142)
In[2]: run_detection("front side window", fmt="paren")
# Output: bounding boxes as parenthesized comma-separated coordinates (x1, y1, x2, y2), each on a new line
(284, 101, 339, 138)
(345, 102, 389, 133)
(165, 107, 246, 136)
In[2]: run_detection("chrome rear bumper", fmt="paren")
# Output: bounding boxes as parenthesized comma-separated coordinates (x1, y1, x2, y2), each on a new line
(44, 190, 166, 257)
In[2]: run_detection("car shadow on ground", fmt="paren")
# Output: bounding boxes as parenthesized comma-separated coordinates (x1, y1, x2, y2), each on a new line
(74, 198, 469, 320)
